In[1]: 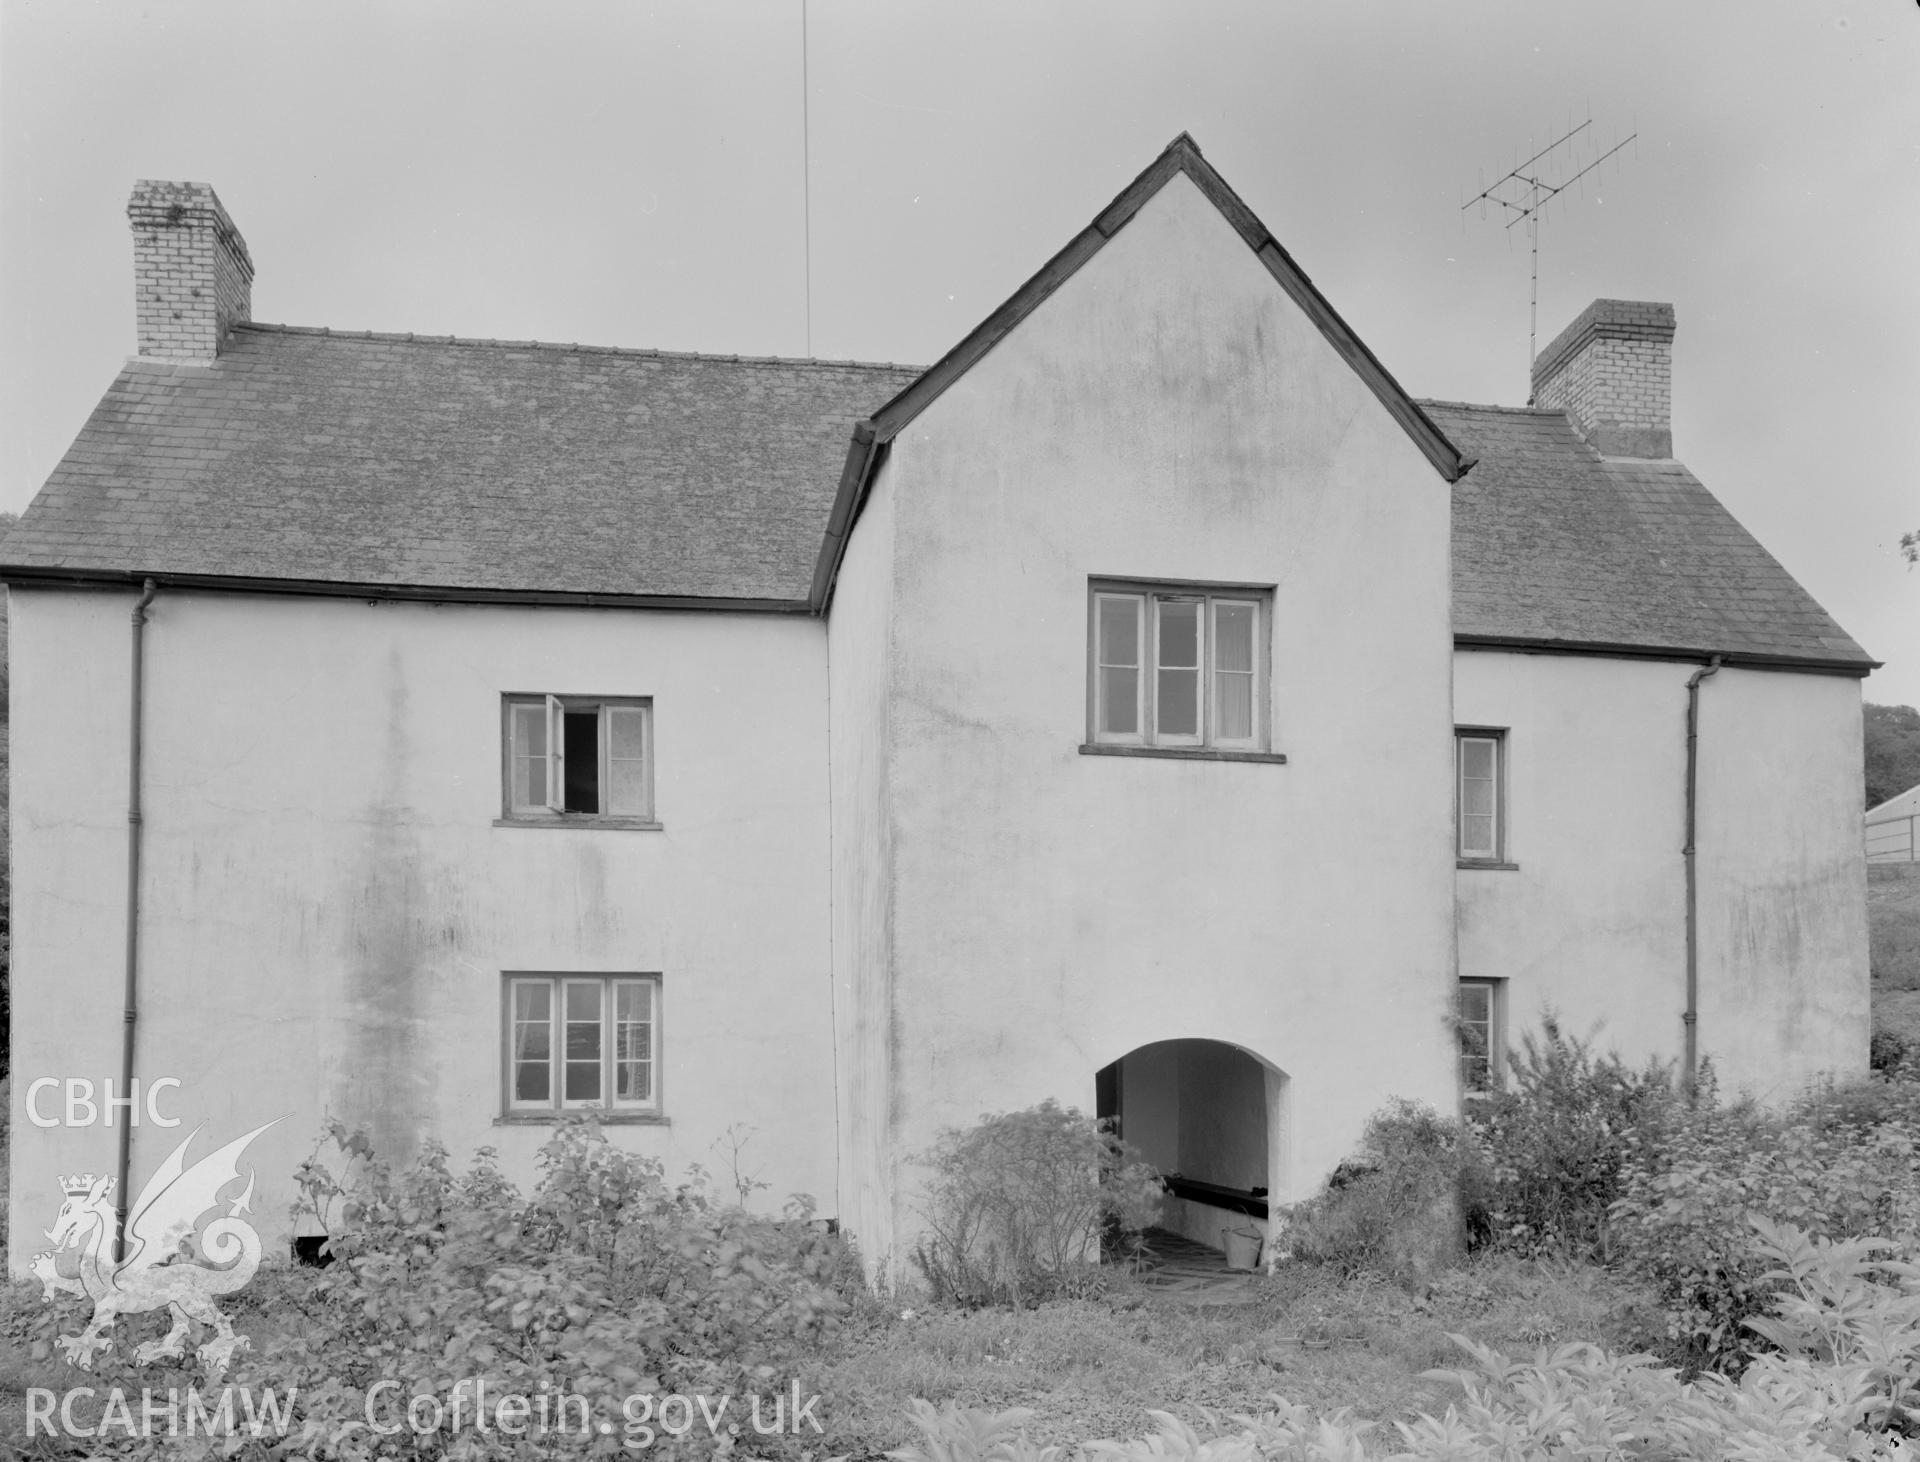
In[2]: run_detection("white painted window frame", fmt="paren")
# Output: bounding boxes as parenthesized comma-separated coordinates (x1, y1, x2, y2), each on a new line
(1151, 595, 1206, 748)
(505, 973, 661, 1116)
(1455, 728, 1506, 863)
(1088, 582, 1271, 751)
(503, 695, 655, 822)
(1457, 978, 1503, 1093)
(1093, 591, 1147, 744)
(1208, 596, 1261, 751)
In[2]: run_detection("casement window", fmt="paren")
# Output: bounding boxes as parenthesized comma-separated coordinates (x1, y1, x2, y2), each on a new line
(1455, 729, 1507, 864)
(1457, 979, 1503, 1093)
(502, 695, 654, 826)
(1088, 583, 1270, 753)
(505, 974, 660, 1117)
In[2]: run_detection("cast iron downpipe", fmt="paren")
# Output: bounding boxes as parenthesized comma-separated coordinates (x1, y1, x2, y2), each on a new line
(1682, 654, 1723, 1100)
(115, 578, 158, 1259)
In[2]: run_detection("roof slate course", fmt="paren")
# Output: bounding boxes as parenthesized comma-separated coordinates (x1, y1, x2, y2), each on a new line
(1431, 401, 1872, 669)
(4, 324, 922, 605)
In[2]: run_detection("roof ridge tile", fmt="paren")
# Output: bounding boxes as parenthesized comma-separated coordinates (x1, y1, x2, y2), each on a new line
(229, 321, 921, 374)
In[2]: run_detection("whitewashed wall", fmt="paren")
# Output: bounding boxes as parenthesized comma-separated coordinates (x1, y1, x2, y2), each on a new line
(1453, 649, 1868, 1095)
(829, 172, 1460, 1283)
(8, 587, 839, 1273)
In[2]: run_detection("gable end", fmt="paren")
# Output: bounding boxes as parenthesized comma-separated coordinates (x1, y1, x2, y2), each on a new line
(809, 133, 1469, 613)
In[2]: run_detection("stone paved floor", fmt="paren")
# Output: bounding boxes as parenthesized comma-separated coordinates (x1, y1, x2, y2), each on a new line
(1135, 1226, 1261, 1305)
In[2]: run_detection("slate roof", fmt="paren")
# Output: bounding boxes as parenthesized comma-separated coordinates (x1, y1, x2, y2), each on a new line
(1430, 401, 1873, 670)
(0, 306, 1870, 671)
(2, 324, 921, 608)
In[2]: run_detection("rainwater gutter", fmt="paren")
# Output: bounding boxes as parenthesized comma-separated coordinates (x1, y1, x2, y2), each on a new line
(1682, 654, 1722, 1099)
(115, 578, 158, 1259)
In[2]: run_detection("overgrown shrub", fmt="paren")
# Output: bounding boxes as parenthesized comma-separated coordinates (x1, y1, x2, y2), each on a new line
(1798, 1073, 1920, 1134)
(1287, 1023, 1681, 1284)
(12, 1117, 852, 1457)
(1466, 1016, 1679, 1258)
(911, 1099, 1161, 1308)
(1612, 1081, 1920, 1373)
(888, 1220, 1920, 1458)
(294, 1119, 849, 1441)
(1872, 1027, 1910, 1073)
(1285, 1100, 1469, 1285)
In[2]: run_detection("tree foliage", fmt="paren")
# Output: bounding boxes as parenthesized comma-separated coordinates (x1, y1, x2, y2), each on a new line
(1866, 702, 1920, 809)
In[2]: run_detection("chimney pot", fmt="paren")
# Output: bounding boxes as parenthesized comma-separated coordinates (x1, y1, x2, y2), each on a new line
(127, 180, 254, 363)
(1530, 298, 1675, 458)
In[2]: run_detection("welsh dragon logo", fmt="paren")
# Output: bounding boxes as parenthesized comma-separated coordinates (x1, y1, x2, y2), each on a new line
(32, 1121, 279, 1376)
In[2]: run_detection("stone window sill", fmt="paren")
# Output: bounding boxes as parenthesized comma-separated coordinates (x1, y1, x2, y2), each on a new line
(1457, 860, 1520, 871)
(493, 1113, 669, 1126)
(493, 817, 663, 832)
(1079, 744, 1287, 765)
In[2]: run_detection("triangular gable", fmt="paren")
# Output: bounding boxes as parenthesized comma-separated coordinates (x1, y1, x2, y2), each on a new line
(809, 132, 1470, 610)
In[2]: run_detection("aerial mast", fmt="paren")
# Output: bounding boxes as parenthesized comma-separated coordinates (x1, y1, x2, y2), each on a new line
(1463, 120, 1637, 400)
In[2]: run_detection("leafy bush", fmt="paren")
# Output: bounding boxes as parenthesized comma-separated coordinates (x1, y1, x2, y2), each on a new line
(1466, 1016, 1679, 1258)
(1288, 1023, 1683, 1283)
(1285, 1100, 1469, 1285)
(1872, 1027, 1911, 1073)
(269, 1117, 851, 1449)
(911, 1100, 1161, 1308)
(1742, 1215, 1920, 1430)
(4, 1117, 854, 1457)
(1611, 1082, 1920, 1373)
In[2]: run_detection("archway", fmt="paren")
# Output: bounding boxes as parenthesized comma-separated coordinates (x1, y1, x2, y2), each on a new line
(1096, 1039, 1288, 1255)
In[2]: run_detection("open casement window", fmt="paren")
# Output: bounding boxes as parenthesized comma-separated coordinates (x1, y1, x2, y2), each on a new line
(1091, 585, 1266, 750)
(504, 696, 653, 822)
(1457, 979, 1502, 1093)
(1455, 730, 1506, 862)
(507, 696, 565, 813)
(507, 974, 659, 1116)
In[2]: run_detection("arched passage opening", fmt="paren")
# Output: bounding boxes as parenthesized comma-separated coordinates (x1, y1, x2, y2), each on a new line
(1096, 1039, 1289, 1255)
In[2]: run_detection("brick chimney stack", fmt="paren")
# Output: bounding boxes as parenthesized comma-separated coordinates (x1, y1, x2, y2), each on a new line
(127, 181, 254, 363)
(1530, 299, 1675, 459)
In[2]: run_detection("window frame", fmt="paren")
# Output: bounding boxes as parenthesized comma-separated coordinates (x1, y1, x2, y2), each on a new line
(501, 973, 663, 1121)
(1456, 978, 1504, 1095)
(1455, 727, 1510, 866)
(499, 694, 659, 829)
(1084, 579, 1277, 759)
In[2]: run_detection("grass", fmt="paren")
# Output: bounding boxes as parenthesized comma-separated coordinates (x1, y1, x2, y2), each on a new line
(793, 1254, 1653, 1456)
(1871, 865, 1920, 994)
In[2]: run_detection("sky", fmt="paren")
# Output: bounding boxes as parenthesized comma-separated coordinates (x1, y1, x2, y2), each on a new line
(2, 0, 1915, 704)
